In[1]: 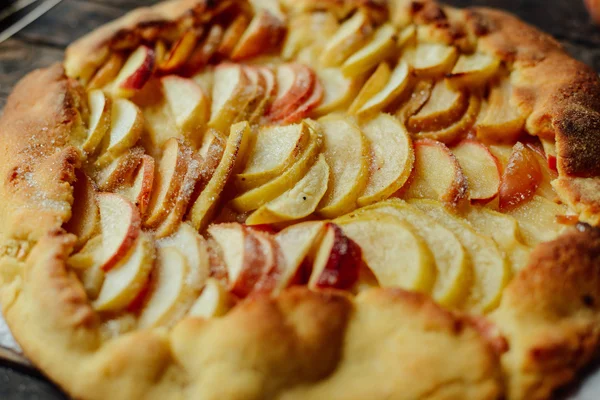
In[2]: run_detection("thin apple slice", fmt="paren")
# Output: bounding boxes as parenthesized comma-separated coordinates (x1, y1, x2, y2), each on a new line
(338, 213, 435, 293)
(475, 78, 525, 144)
(320, 9, 373, 67)
(348, 62, 391, 114)
(507, 195, 568, 247)
(183, 25, 224, 75)
(208, 64, 254, 134)
(118, 154, 154, 217)
(138, 246, 196, 328)
(404, 42, 458, 78)
(309, 223, 361, 291)
(282, 12, 339, 60)
(144, 138, 189, 228)
(341, 23, 396, 78)
(188, 278, 235, 318)
(249, 66, 277, 122)
(68, 235, 103, 271)
(397, 24, 416, 49)
(316, 117, 370, 218)
(402, 139, 468, 210)
(498, 142, 543, 212)
(230, 124, 322, 213)
(93, 233, 154, 312)
(88, 53, 125, 90)
(190, 122, 252, 231)
(231, 10, 285, 61)
(283, 80, 324, 123)
(447, 53, 501, 89)
(313, 68, 363, 116)
(161, 75, 209, 143)
(248, 230, 285, 294)
(528, 143, 559, 201)
(159, 222, 211, 291)
(246, 154, 329, 225)
(95, 99, 144, 167)
(154, 40, 167, 65)
(65, 171, 99, 247)
(541, 138, 558, 172)
(97, 193, 141, 272)
(236, 66, 267, 123)
(158, 29, 199, 73)
(452, 140, 501, 202)
(410, 199, 511, 312)
(267, 63, 316, 121)
(356, 60, 411, 117)
(83, 90, 111, 154)
(112, 45, 156, 98)
(395, 79, 433, 122)
(95, 146, 144, 192)
(357, 114, 414, 206)
(218, 14, 251, 57)
(407, 79, 468, 133)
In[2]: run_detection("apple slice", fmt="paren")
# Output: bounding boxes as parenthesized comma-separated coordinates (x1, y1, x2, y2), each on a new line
(112, 45, 156, 98)
(93, 233, 154, 312)
(88, 53, 124, 90)
(530, 143, 559, 201)
(95, 99, 144, 167)
(541, 138, 558, 172)
(68, 235, 103, 271)
(246, 154, 329, 225)
(447, 53, 501, 89)
(159, 222, 211, 291)
(208, 64, 254, 134)
(357, 114, 414, 206)
(452, 140, 501, 202)
(236, 66, 267, 123)
(97, 193, 141, 272)
(154, 40, 167, 65)
(313, 68, 363, 116)
(407, 79, 468, 133)
(83, 90, 111, 154)
(475, 78, 525, 144)
(144, 138, 190, 228)
(283, 80, 324, 123)
(404, 42, 458, 78)
(95, 146, 144, 191)
(248, 230, 285, 294)
(338, 213, 435, 293)
(231, 10, 285, 61)
(410, 199, 511, 312)
(309, 223, 361, 291)
(161, 75, 209, 143)
(498, 142, 543, 212)
(218, 14, 251, 57)
(267, 63, 316, 121)
(507, 195, 568, 246)
(356, 60, 411, 117)
(316, 117, 370, 218)
(397, 24, 416, 49)
(348, 62, 391, 114)
(188, 278, 235, 318)
(138, 246, 196, 328)
(282, 12, 339, 60)
(183, 25, 224, 75)
(158, 29, 199, 73)
(230, 123, 322, 213)
(341, 23, 396, 78)
(395, 79, 433, 122)
(249, 66, 277, 122)
(65, 171, 99, 247)
(402, 139, 468, 210)
(320, 9, 372, 67)
(190, 122, 252, 231)
(118, 154, 154, 217)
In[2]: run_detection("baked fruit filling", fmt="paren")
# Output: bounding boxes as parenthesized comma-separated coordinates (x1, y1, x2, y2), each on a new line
(63, 0, 575, 336)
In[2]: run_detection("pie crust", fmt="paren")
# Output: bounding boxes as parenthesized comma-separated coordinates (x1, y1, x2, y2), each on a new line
(1, 1, 600, 400)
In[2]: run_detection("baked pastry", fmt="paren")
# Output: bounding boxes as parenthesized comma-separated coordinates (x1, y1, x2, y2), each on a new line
(1, 0, 600, 399)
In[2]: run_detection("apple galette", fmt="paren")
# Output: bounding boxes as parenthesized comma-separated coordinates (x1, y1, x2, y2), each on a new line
(1, 0, 600, 399)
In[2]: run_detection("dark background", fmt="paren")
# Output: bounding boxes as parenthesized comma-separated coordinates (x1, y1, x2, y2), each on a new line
(0, 0, 599, 398)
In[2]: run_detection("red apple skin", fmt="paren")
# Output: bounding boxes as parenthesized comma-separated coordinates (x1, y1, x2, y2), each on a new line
(314, 224, 361, 291)
(283, 80, 324, 124)
(498, 142, 543, 212)
(120, 46, 156, 90)
(585, 0, 600, 24)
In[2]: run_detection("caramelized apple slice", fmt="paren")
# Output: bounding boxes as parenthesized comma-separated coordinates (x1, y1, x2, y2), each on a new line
(231, 10, 285, 61)
(246, 154, 329, 224)
(158, 29, 199, 73)
(320, 9, 373, 67)
(395, 79, 433, 122)
(342, 23, 396, 78)
(218, 14, 251, 57)
(230, 124, 322, 213)
(402, 139, 468, 210)
(88, 53, 124, 90)
(138, 246, 195, 328)
(309, 223, 361, 291)
(96, 99, 144, 167)
(507, 195, 568, 246)
(97, 193, 141, 272)
(190, 122, 252, 231)
(338, 213, 435, 293)
(95, 146, 144, 191)
(404, 42, 458, 78)
(447, 53, 501, 89)
(397, 24, 417, 49)
(498, 142, 543, 212)
(93, 233, 154, 312)
(358, 114, 414, 206)
(161, 75, 209, 142)
(65, 172, 99, 247)
(112, 45, 156, 98)
(188, 278, 235, 318)
(348, 62, 391, 114)
(83, 90, 111, 154)
(184, 25, 224, 74)
(118, 155, 154, 217)
(316, 117, 370, 218)
(267, 63, 316, 121)
(475, 78, 525, 143)
(357, 60, 411, 117)
(452, 140, 501, 202)
(313, 68, 363, 116)
(407, 79, 468, 133)
(410, 199, 511, 312)
(208, 64, 254, 134)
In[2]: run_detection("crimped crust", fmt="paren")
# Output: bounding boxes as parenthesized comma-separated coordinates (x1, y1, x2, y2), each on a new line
(1, 1, 600, 400)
